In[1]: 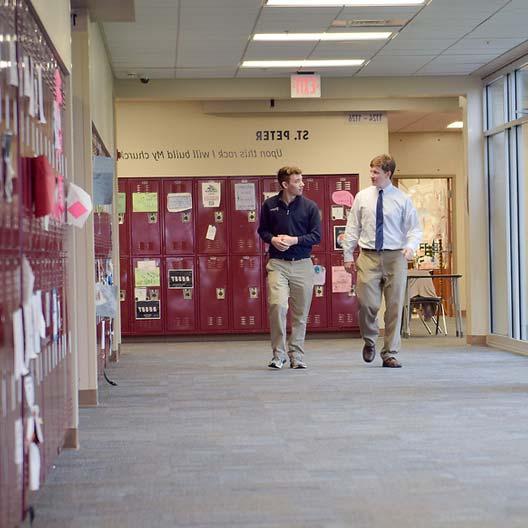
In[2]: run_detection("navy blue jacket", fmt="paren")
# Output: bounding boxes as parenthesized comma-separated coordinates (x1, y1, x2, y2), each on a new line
(258, 191, 321, 260)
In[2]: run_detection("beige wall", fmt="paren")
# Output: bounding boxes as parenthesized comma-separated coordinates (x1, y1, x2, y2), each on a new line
(32, 0, 71, 70)
(116, 101, 388, 187)
(390, 132, 466, 309)
(89, 22, 115, 153)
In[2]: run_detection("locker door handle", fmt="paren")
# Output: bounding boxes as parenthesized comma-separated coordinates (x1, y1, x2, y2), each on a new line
(214, 211, 224, 223)
(216, 288, 225, 300)
(249, 287, 259, 299)
(118, 213, 125, 224)
(148, 212, 158, 223)
(120, 290, 126, 301)
(315, 285, 324, 298)
(183, 288, 192, 300)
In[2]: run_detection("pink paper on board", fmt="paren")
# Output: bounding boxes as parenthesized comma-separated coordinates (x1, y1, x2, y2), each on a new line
(54, 69, 63, 104)
(331, 190, 354, 208)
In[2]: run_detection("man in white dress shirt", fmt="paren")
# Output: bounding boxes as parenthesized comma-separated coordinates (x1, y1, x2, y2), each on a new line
(342, 154, 422, 368)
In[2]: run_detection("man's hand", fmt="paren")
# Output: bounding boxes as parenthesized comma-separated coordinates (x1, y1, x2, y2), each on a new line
(401, 248, 414, 260)
(344, 260, 355, 274)
(278, 235, 298, 247)
(271, 236, 290, 252)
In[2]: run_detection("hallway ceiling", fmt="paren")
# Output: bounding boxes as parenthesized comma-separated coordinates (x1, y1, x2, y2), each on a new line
(97, 0, 528, 80)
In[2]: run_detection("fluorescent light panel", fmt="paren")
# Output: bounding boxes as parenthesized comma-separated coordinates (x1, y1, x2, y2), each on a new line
(241, 59, 364, 68)
(266, 1, 425, 6)
(447, 121, 463, 129)
(253, 32, 392, 41)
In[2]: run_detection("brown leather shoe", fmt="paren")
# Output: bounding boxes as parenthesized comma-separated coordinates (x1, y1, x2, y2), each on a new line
(382, 357, 402, 368)
(362, 343, 376, 363)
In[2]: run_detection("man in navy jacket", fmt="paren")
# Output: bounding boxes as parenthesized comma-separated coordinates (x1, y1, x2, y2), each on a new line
(258, 166, 321, 369)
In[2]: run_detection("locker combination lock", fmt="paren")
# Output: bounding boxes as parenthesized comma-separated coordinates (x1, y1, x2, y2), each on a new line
(120, 290, 126, 301)
(247, 211, 256, 223)
(216, 288, 225, 300)
(182, 212, 191, 223)
(183, 288, 192, 300)
(214, 211, 224, 223)
(118, 213, 125, 224)
(249, 287, 259, 299)
(315, 285, 324, 298)
(148, 212, 158, 224)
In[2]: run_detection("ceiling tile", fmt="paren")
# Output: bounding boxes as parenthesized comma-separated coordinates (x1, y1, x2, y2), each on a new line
(244, 42, 316, 61)
(255, 7, 341, 33)
(358, 55, 435, 76)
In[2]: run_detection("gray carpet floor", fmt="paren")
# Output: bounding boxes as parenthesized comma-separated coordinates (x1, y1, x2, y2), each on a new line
(32, 325, 528, 527)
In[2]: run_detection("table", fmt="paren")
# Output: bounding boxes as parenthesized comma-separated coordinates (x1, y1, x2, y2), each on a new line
(402, 273, 463, 338)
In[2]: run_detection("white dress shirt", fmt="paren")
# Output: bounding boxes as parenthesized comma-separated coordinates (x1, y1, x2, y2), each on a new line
(342, 184, 422, 262)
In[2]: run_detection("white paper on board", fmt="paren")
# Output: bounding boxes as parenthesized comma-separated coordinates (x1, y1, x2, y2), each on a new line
(134, 288, 147, 301)
(205, 225, 217, 241)
(331, 205, 344, 220)
(13, 309, 28, 380)
(29, 443, 41, 490)
(14, 418, 23, 465)
(167, 192, 192, 212)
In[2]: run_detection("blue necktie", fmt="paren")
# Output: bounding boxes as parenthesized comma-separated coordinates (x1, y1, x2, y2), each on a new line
(375, 189, 383, 251)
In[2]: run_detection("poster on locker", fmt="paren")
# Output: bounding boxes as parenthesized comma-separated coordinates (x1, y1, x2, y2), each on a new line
(135, 300, 161, 320)
(263, 191, 277, 201)
(167, 192, 192, 212)
(333, 226, 346, 251)
(132, 192, 158, 212)
(332, 266, 352, 293)
(234, 182, 256, 211)
(201, 181, 221, 207)
(134, 266, 160, 287)
(168, 269, 193, 289)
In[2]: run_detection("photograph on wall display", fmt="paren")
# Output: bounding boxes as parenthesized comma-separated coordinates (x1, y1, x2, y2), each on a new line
(333, 225, 346, 251)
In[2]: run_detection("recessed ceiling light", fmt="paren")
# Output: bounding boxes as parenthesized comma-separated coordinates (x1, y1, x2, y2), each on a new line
(241, 59, 364, 68)
(266, 1, 425, 6)
(447, 121, 463, 129)
(253, 32, 392, 41)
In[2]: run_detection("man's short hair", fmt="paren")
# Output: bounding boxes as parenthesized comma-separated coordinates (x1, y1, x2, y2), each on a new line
(370, 154, 396, 178)
(277, 166, 302, 188)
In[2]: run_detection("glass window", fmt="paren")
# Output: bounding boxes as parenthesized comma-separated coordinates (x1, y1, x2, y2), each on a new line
(488, 132, 510, 336)
(520, 124, 528, 340)
(487, 77, 506, 129)
(516, 65, 528, 122)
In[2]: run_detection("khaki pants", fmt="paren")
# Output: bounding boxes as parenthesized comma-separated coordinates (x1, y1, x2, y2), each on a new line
(356, 250, 406, 359)
(266, 258, 314, 361)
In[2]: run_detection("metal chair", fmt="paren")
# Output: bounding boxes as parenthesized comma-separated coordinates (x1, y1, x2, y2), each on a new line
(409, 295, 447, 335)
(406, 270, 448, 336)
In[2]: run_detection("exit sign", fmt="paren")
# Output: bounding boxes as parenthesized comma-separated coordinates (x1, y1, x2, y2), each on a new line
(290, 74, 321, 98)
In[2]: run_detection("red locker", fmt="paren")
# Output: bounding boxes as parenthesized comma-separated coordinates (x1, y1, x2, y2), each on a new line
(165, 256, 196, 332)
(326, 174, 359, 254)
(230, 255, 263, 331)
(131, 257, 164, 334)
(198, 256, 229, 331)
(119, 257, 131, 335)
(300, 176, 326, 254)
(117, 179, 130, 256)
(329, 253, 359, 328)
(261, 177, 280, 200)
(228, 178, 261, 255)
(195, 179, 228, 254)
(163, 179, 194, 255)
(308, 254, 329, 329)
(130, 179, 162, 256)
